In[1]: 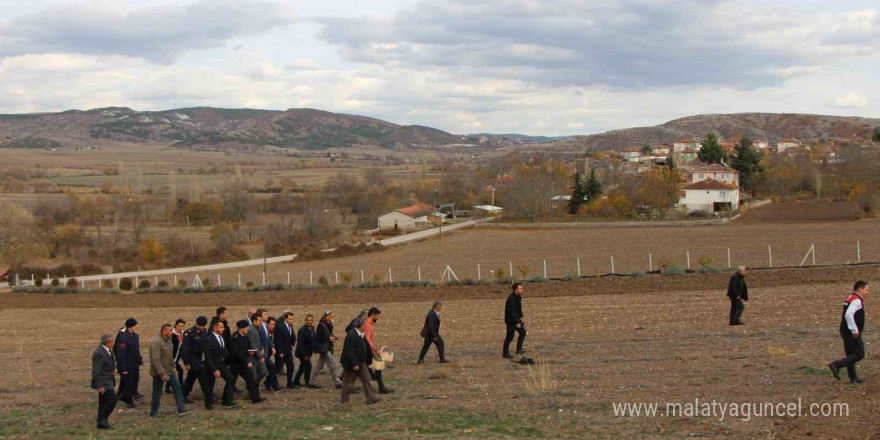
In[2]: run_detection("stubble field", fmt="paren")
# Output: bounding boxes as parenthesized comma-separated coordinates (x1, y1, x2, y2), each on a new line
(0, 267, 878, 439)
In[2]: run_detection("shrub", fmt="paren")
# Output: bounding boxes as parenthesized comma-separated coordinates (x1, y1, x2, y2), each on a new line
(341, 273, 354, 284)
(698, 255, 714, 267)
(119, 277, 134, 291)
(178, 280, 188, 288)
(493, 269, 507, 280)
(138, 280, 151, 289)
(157, 280, 169, 287)
(516, 265, 530, 279)
(698, 265, 721, 274)
(562, 274, 579, 282)
(202, 278, 212, 287)
(66, 278, 78, 288)
(528, 276, 549, 283)
(101, 279, 113, 289)
(246, 281, 255, 288)
(34, 278, 44, 287)
(662, 266, 686, 276)
(50, 278, 60, 287)
(317, 276, 330, 287)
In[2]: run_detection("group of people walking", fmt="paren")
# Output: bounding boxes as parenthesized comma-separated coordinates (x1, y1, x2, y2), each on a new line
(91, 305, 410, 429)
(92, 273, 868, 430)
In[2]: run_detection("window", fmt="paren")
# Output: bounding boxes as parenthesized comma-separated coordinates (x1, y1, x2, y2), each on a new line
(722, 173, 729, 179)
(720, 191, 727, 197)
(697, 174, 704, 179)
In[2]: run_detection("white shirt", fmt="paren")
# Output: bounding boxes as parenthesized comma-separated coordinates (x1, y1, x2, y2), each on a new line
(215, 333, 225, 349)
(356, 329, 365, 338)
(844, 297, 864, 335)
(103, 346, 113, 357)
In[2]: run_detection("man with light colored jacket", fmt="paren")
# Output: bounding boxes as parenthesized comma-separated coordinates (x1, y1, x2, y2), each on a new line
(149, 324, 193, 418)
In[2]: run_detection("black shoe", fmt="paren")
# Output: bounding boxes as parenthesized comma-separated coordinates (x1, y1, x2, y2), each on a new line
(335, 384, 342, 389)
(306, 384, 321, 389)
(134, 392, 145, 400)
(149, 413, 159, 418)
(126, 401, 136, 409)
(439, 359, 451, 363)
(252, 398, 266, 404)
(97, 421, 114, 430)
(177, 409, 194, 416)
(515, 350, 525, 355)
(223, 402, 241, 409)
(379, 387, 394, 394)
(286, 384, 297, 389)
(503, 353, 514, 359)
(184, 397, 195, 404)
(165, 388, 173, 394)
(851, 378, 864, 384)
(292, 383, 302, 388)
(828, 363, 841, 381)
(205, 405, 215, 411)
(273, 387, 285, 394)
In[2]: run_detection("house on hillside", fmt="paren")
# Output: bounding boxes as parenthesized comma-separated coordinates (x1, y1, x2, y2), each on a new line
(776, 139, 801, 152)
(682, 164, 740, 187)
(674, 147, 698, 163)
(681, 179, 740, 213)
(673, 138, 701, 152)
(377, 202, 437, 231)
(650, 144, 671, 156)
(620, 148, 642, 161)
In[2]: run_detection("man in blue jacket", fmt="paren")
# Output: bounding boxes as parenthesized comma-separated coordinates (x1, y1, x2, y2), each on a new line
(294, 314, 319, 388)
(274, 311, 297, 389)
(114, 318, 142, 408)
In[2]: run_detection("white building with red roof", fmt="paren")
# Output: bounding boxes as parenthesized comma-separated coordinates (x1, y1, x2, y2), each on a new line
(673, 138, 701, 152)
(680, 179, 740, 213)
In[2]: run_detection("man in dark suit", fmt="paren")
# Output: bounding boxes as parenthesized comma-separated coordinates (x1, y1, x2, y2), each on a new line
(312, 311, 342, 389)
(261, 315, 282, 393)
(166, 319, 186, 394)
(340, 317, 380, 405)
(114, 318, 143, 408)
(203, 320, 240, 409)
(503, 283, 526, 359)
(418, 302, 450, 364)
(230, 320, 264, 403)
(274, 311, 297, 389)
(727, 266, 749, 325)
(92, 334, 118, 429)
(294, 314, 319, 388)
(210, 307, 231, 346)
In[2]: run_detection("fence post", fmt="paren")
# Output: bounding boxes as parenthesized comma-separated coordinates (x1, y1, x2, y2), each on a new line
(648, 253, 652, 272)
(768, 245, 773, 268)
(154, 276, 158, 286)
(418, 266, 422, 282)
(477, 264, 481, 280)
(361, 270, 365, 284)
(262, 272, 266, 286)
(238, 274, 241, 287)
(287, 272, 290, 285)
(509, 262, 513, 278)
(576, 258, 581, 277)
(174, 274, 178, 286)
(857, 241, 861, 263)
(388, 267, 392, 283)
(812, 244, 816, 266)
(686, 251, 691, 270)
(217, 274, 221, 286)
(727, 248, 731, 269)
(81, 279, 85, 289)
(335, 271, 339, 285)
(610, 255, 615, 274)
(310, 271, 313, 286)
(543, 260, 547, 278)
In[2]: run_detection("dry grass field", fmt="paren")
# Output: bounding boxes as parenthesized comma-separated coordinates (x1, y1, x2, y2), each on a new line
(1, 267, 878, 439)
(140, 219, 880, 289)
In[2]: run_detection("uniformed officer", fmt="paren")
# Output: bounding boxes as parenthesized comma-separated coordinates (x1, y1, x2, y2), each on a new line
(114, 318, 143, 408)
(180, 316, 211, 403)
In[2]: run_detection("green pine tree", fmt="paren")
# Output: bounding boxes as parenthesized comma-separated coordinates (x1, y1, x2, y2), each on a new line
(730, 137, 764, 195)
(569, 172, 585, 214)
(697, 132, 729, 164)
(585, 168, 602, 202)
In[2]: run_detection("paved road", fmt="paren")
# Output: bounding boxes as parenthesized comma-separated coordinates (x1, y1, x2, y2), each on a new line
(58, 218, 483, 283)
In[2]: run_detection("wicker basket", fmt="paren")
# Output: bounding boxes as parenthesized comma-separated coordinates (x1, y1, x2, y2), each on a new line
(372, 355, 386, 371)
(380, 346, 394, 363)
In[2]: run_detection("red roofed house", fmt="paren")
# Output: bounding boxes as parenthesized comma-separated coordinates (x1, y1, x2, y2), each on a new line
(491, 175, 516, 187)
(681, 179, 740, 213)
(776, 139, 801, 152)
(682, 164, 739, 187)
(377, 202, 437, 231)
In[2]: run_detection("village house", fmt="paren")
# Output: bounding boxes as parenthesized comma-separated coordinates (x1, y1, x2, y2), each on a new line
(650, 144, 671, 156)
(377, 202, 437, 231)
(776, 139, 801, 152)
(682, 164, 740, 187)
(680, 179, 740, 213)
(620, 148, 642, 160)
(673, 138, 700, 152)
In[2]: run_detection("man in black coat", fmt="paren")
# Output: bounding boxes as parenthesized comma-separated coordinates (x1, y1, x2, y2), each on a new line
(92, 334, 118, 429)
(210, 307, 232, 346)
(294, 314, 319, 388)
(829, 280, 869, 384)
(180, 316, 210, 402)
(274, 311, 297, 389)
(345, 309, 369, 333)
(114, 318, 143, 408)
(727, 266, 749, 325)
(203, 320, 240, 409)
(311, 311, 343, 388)
(339, 317, 380, 404)
(503, 283, 526, 358)
(166, 319, 186, 394)
(230, 320, 263, 403)
(418, 302, 450, 364)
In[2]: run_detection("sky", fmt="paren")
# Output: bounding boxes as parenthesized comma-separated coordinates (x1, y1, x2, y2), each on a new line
(0, 0, 879, 136)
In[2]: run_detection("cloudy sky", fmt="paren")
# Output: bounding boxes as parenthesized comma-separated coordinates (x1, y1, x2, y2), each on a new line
(1, 0, 878, 135)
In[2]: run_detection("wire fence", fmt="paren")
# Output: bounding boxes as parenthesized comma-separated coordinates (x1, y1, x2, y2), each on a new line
(23, 239, 880, 290)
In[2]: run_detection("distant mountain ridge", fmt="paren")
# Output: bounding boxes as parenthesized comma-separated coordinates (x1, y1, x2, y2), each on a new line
(552, 113, 880, 151)
(0, 106, 464, 150)
(467, 133, 569, 143)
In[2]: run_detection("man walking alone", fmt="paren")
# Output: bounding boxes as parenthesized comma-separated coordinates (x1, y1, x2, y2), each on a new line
(727, 266, 749, 325)
(503, 283, 526, 359)
(418, 302, 450, 364)
(829, 281, 869, 384)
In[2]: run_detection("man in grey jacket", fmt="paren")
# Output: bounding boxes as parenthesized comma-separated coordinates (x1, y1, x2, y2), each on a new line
(149, 324, 192, 418)
(91, 334, 118, 430)
(247, 312, 269, 386)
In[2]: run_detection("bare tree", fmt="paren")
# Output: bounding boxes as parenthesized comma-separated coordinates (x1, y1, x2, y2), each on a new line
(0, 204, 47, 272)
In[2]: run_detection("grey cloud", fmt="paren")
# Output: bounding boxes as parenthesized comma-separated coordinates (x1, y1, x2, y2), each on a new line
(316, 0, 880, 89)
(0, 0, 296, 64)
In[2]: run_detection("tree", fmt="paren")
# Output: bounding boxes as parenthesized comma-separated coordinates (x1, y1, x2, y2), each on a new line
(636, 166, 681, 219)
(640, 143, 652, 155)
(503, 165, 568, 221)
(0, 204, 47, 271)
(184, 201, 221, 226)
(730, 137, 765, 195)
(873, 127, 880, 142)
(697, 132, 728, 164)
(585, 168, 603, 202)
(140, 237, 164, 264)
(568, 172, 585, 214)
(221, 182, 255, 222)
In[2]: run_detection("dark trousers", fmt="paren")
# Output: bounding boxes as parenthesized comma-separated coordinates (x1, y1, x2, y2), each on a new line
(182, 363, 209, 398)
(264, 357, 280, 390)
(419, 335, 445, 361)
(294, 355, 312, 385)
(729, 298, 745, 325)
(205, 366, 236, 406)
(341, 364, 376, 403)
(831, 334, 866, 380)
(503, 323, 526, 355)
(232, 365, 261, 402)
(277, 352, 294, 386)
(118, 369, 138, 403)
(97, 388, 118, 423)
